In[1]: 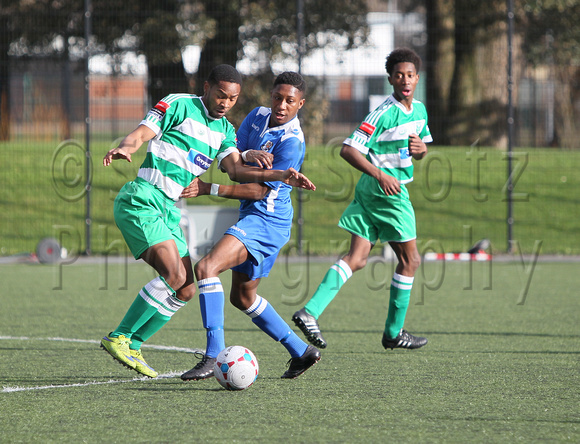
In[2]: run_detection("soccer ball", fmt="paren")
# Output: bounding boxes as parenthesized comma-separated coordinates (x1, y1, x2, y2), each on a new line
(214, 345, 259, 391)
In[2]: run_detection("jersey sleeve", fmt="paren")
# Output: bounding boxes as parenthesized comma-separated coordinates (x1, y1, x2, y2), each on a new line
(344, 116, 381, 155)
(418, 105, 433, 143)
(215, 120, 239, 167)
(140, 96, 180, 136)
(220, 121, 237, 152)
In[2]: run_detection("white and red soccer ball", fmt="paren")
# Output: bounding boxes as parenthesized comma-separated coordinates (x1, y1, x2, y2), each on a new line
(214, 345, 259, 391)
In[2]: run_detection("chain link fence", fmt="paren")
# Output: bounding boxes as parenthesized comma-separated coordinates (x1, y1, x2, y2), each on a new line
(1, 1, 578, 260)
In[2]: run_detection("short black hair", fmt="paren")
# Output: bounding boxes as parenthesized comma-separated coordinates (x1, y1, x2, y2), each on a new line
(273, 71, 306, 93)
(207, 64, 242, 86)
(385, 48, 422, 76)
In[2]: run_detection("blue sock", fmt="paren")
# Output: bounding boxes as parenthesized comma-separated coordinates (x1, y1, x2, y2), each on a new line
(198, 277, 225, 358)
(244, 295, 308, 358)
(280, 331, 309, 358)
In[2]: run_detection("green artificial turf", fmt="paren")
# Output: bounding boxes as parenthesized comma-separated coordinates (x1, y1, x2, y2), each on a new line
(0, 259, 578, 442)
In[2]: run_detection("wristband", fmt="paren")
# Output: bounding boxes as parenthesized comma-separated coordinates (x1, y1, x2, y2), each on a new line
(210, 183, 220, 196)
(241, 150, 249, 162)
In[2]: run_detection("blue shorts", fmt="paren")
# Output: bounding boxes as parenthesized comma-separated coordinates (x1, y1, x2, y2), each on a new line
(226, 213, 290, 280)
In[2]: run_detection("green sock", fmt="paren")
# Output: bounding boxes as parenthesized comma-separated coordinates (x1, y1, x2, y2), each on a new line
(385, 273, 414, 338)
(304, 260, 352, 319)
(111, 294, 157, 339)
(111, 276, 175, 339)
(130, 312, 172, 350)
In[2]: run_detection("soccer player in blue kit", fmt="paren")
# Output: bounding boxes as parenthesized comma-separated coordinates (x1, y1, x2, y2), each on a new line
(100, 65, 314, 379)
(179, 72, 321, 380)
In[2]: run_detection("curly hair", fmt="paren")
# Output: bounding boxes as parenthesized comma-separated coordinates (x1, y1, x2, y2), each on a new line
(385, 48, 422, 76)
(207, 64, 242, 86)
(273, 71, 307, 93)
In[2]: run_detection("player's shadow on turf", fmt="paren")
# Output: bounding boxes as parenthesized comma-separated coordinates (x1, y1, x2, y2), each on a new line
(322, 329, 580, 339)
(129, 384, 224, 393)
(169, 326, 264, 334)
(421, 330, 580, 339)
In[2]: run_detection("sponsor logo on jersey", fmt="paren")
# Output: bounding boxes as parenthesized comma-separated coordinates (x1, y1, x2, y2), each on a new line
(399, 147, 410, 160)
(149, 100, 170, 121)
(260, 140, 273, 151)
(192, 153, 213, 170)
(149, 109, 164, 121)
(358, 122, 376, 136)
(154, 101, 170, 114)
(230, 225, 247, 237)
(354, 122, 376, 142)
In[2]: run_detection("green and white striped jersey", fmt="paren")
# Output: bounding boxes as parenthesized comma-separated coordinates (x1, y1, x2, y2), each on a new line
(344, 94, 432, 186)
(138, 93, 238, 200)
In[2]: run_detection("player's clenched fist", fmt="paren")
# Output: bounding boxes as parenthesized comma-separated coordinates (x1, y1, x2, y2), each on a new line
(408, 134, 427, 160)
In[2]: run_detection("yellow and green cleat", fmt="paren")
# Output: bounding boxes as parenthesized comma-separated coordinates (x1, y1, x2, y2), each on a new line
(130, 349, 158, 378)
(100, 334, 137, 370)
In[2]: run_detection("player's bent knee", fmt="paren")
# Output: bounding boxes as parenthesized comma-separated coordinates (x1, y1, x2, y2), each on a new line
(164, 266, 188, 291)
(194, 259, 215, 280)
(231, 299, 247, 311)
(410, 252, 421, 270)
(402, 253, 421, 275)
(230, 293, 252, 311)
(176, 286, 196, 302)
(350, 257, 367, 272)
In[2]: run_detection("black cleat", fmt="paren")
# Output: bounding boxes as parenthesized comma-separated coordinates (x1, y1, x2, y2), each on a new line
(382, 330, 428, 350)
(281, 345, 321, 379)
(181, 355, 216, 381)
(292, 308, 327, 349)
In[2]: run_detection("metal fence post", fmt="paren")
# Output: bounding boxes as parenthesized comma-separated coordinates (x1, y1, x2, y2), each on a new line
(84, 0, 92, 255)
(507, 0, 514, 253)
(297, 0, 305, 255)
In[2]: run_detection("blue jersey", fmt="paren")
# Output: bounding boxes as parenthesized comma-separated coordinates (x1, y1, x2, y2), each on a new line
(235, 106, 306, 225)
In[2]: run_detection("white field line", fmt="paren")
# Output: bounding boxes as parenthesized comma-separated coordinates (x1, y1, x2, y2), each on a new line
(3, 371, 187, 393)
(0, 336, 203, 353)
(1, 336, 204, 393)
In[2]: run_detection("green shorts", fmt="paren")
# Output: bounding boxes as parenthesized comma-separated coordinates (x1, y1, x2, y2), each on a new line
(338, 184, 416, 245)
(113, 177, 189, 260)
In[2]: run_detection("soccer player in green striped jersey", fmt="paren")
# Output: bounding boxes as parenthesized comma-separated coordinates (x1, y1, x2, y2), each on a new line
(100, 65, 314, 377)
(293, 48, 432, 351)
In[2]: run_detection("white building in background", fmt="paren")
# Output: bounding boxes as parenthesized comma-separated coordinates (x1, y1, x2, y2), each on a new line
(235, 13, 397, 109)
(87, 12, 424, 137)
(271, 14, 395, 78)
(236, 13, 402, 130)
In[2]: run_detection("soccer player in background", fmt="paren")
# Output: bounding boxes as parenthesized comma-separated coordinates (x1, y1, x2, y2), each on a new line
(100, 65, 314, 378)
(179, 72, 321, 380)
(292, 48, 432, 351)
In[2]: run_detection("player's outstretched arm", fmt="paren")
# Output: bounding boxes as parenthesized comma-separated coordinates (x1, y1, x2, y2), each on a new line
(103, 124, 156, 166)
(180, 178, 269, 200)
(281, 168, 316, 190)
(220, 153, 316, 190)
